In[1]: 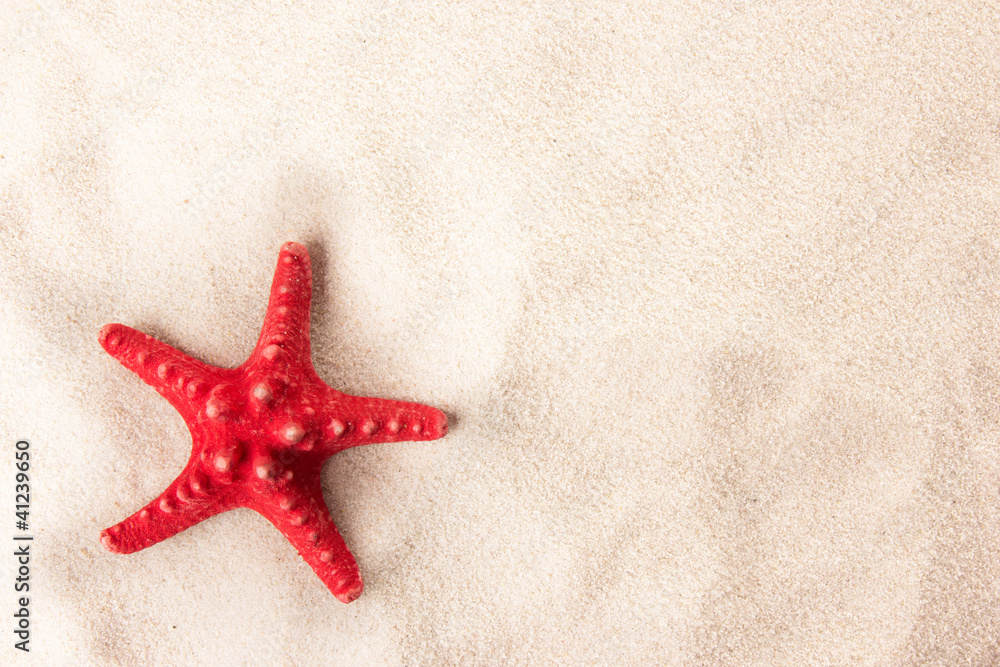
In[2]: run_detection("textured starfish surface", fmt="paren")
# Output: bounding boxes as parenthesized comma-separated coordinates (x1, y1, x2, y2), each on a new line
(98, 242, 448, 603)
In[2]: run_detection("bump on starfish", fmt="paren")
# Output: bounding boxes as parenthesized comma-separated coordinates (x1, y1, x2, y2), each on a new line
(98, 242, 448, 603)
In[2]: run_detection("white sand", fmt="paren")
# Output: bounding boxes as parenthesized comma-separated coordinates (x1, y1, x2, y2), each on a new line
(2, 2, 999, 664)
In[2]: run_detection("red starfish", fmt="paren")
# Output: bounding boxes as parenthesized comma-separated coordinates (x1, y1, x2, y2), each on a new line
(98, 242, 448, 603)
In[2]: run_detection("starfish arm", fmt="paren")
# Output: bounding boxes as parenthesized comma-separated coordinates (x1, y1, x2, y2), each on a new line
(253, 475, 364, 604)
(101, 463, 235, 554)
(248, 241, 314, 369)
(98, 323, 221, 423)
(316, 394, 449, 455)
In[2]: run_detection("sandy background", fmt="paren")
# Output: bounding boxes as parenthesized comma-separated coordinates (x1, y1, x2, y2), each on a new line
(3, 1, 1000, 664)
